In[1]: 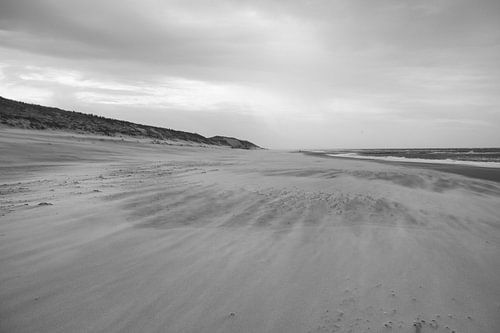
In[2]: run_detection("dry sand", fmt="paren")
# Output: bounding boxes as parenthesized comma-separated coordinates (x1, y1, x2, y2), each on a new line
(1, 128, 499, 333)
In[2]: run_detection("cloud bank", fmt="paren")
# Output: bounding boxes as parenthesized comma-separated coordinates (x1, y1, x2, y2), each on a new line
(1, 0, 499, 148)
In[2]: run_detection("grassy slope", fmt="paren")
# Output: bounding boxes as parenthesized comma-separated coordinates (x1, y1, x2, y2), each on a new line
(0, 96, 260, 149)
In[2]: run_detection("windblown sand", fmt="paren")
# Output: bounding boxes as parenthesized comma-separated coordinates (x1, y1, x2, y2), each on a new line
(1, 128, 499, 333)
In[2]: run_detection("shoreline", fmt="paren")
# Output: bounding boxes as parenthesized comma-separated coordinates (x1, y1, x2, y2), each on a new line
(303, 151, 500, 183)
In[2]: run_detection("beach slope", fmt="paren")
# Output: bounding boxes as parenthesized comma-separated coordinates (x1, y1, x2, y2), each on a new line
(1, 128, 499, 333)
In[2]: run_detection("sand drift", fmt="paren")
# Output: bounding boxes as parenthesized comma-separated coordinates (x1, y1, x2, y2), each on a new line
(1, 129, 499, 333)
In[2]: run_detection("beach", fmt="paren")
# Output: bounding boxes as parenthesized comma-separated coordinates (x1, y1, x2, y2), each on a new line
(1, 128, 500, 333)
(303, 151, 500, 183)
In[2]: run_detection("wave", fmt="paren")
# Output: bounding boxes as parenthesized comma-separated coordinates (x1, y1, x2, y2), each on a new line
(326, 153, 500, 168)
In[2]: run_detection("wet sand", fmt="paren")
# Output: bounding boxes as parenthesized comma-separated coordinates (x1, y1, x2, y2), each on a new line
(302, 151, 500, 183)
(393, 162, 500, 183)
(1, 128, 500, 333)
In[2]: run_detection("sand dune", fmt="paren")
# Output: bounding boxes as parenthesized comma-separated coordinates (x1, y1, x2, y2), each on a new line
(1, 128, 499, 332)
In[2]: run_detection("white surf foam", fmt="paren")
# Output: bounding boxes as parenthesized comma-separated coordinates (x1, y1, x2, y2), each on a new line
(326, 153, 500, 169)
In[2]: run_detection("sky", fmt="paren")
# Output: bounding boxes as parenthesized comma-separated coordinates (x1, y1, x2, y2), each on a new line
(1, 0, 499, 149)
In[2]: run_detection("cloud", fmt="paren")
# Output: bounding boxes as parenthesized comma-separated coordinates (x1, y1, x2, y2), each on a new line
(0, 0, 499, 148)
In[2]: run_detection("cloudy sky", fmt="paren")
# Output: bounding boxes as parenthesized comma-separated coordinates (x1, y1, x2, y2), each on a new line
(1, 0, 499, 148)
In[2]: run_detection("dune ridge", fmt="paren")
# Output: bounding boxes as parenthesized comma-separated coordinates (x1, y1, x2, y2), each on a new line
(0, 96, 261, 149)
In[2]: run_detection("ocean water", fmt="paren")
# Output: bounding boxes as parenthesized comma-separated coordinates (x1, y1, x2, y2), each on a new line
(313, 148, 500, 168)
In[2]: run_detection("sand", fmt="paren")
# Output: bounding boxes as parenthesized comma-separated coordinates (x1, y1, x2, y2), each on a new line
(1, 128, 499, 333)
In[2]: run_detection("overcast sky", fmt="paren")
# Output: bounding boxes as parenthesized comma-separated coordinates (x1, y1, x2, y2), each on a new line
(1, 0, 499, 148)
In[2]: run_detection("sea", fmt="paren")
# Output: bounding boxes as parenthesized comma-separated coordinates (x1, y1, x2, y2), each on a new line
(308, 148, 500, 168)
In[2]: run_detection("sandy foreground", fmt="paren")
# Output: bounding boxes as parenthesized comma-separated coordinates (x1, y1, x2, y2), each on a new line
(1, 128, 499, 333)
